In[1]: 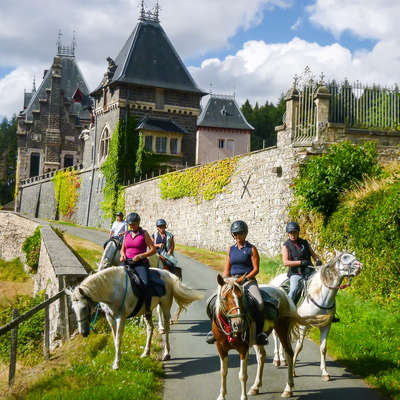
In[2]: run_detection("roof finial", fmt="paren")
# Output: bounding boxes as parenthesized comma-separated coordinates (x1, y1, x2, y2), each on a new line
(154, 0, 160, 22)
(32, 75, 36, 92)
(72, 30, 77, 56)
(139, 0, 146, 20)
(57, 29, 63, 54)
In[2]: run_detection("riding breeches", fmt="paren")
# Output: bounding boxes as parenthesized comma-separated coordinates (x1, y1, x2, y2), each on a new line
(134, 265, 152, 311)
(243, 279, 264, 312)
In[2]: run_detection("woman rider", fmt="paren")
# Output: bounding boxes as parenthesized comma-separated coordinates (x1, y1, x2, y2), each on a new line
(152, 218, 175, 257)
(120, 212, 156, 316)
(282, 221, 322, 302)
(207, 220, 269, 345)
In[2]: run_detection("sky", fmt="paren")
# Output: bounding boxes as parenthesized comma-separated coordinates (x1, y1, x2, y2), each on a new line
(1, 0, 400, 119)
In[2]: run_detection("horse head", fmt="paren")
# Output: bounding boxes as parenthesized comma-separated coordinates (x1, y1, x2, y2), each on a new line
(65, 286, 95, 337)
(334, 251, 362, 277)
(217, 274, 246, 338)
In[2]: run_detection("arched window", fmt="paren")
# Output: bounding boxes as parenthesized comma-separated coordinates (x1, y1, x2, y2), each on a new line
(99, 127, 111, 162)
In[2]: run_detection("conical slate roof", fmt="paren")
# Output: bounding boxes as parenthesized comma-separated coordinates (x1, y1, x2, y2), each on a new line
(99, 19, 204, 94)
(197, 95, 254, 130)
(22, 56, 90, 121)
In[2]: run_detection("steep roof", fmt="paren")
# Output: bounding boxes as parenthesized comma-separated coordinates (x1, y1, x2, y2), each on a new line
(94, 19, 205, 95)
(137, 116, 187, 134)
(197, 95, 254, 130)
(22, 56, 90, 121)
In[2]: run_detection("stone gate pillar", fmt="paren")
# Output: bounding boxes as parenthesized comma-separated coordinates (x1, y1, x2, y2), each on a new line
(314, 85, 330, 142)
(277, 87, 299, 148)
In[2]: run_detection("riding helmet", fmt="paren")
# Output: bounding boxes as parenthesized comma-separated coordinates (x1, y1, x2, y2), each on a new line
(156, 218, 167, 227)
(230, 220, 248, 235)
(286, 221, 300, 233)
(126, 212, 140, 224)
(116, 211, 123, 217)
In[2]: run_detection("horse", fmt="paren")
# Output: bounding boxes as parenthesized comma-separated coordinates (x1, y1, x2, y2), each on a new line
(270, 251, 362, 381)
(98, 239, 183, 332)
(212, 274, 331, 399)
(65, 266, 203, 370)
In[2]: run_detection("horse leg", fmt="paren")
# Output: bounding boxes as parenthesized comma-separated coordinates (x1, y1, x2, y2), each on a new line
(160, 303, 171, 361)
(171, 305, 183, 324)
(320, 324, 332, 381)
(248, 344, 266, 395)
(275, 318, 294, 398)
(105, 313, 117, 341)
(112, 316, 126, 370)
(216, 345, 228, 400)
(238, 349, 249, 400)
(272, 330, 281, 367)
(292, 325, 307, 377)
(141, 311, 154, 358)
(157, 304, 165, 334)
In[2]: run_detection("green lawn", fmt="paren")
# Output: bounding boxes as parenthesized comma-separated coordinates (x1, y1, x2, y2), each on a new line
(0, 258, 29, 282)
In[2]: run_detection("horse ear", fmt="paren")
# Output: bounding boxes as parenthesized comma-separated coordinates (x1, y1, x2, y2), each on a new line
(217, 274, 225, 286)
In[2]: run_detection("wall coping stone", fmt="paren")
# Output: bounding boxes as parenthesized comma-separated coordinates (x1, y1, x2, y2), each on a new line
(40, 226, 88, 277)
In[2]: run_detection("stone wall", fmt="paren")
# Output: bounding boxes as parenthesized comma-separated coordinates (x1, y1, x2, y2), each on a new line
(125, 133, 307, 256)
(0, 212, 40, 261)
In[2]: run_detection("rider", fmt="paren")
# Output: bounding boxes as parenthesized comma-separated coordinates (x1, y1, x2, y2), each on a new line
(282, 222, 322, 302)
(152, 219, 175, 257)
(207, 220, 269, 345)
(103, 211, 127, 249)
(120, 212, 156, 316)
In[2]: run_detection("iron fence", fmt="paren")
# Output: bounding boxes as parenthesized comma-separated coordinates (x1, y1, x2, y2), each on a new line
(328, 81, 400, 130)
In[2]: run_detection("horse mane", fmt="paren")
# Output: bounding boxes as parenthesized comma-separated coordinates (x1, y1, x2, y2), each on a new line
(216, 278, 242, 310)
(78, 267, 123, 300)
(309, 254, 342, 297)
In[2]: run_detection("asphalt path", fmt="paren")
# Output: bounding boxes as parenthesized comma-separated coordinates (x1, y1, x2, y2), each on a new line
(52, 223, 383, 400)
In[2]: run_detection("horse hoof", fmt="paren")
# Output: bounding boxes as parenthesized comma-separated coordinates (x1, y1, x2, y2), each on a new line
(293, 371, 297, 377)
(322, 374, 330, 382)
(281, 360, 288, 367)
(281, 391, 292, 398)
(162, 354, 171, 361)
(248, 387, 259, 395)
(112, 364, 119, 370)
(273, 359, 280, 367)
(140, 352, 149, 358)
(159, 329, 165, 334)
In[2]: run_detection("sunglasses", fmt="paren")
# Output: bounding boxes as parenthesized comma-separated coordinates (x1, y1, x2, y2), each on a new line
(232, 232, 244, 236)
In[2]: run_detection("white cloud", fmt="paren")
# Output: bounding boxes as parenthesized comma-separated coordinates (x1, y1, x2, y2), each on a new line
(190, 37, 400, 107)
(307, 0, 400, 41)
(291, 17, 302, 31)
(0, 0, 285, 117)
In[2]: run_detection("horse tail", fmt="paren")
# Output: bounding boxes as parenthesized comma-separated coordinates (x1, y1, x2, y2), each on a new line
(169, 274, 204, 313)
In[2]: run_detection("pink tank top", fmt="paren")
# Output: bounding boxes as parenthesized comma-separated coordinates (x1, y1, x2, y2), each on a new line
(124, 229, 147, 259)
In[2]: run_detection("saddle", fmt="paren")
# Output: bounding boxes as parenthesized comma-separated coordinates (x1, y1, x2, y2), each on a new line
(282, 270, 316, 306)
(159, 255, 182, 281)
(125, 266, 166, 318)
(110, 236, 123, 249)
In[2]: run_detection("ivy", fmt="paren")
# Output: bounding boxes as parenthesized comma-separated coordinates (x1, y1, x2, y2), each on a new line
(159, 157, 239, 201)
(100, 117, 141, 220)
(22, 227, 41, 272)
(53, 169, 81, 219)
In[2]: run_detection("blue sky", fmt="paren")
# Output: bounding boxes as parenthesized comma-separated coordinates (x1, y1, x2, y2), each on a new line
(0, 0, 399, 118)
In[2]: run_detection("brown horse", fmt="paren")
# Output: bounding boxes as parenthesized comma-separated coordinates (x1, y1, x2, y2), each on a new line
(212, 274, 331, 399)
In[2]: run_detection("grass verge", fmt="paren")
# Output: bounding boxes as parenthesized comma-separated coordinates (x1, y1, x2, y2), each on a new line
(49, 220, 108, 232)
(176, 244, 399, 399)
(1, 318, 164, 400)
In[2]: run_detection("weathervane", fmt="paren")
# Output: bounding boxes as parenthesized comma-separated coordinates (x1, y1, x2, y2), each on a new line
(32, 76, 36, 92)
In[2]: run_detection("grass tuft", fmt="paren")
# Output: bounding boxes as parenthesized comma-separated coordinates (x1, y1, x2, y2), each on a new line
(0, 258, 29, 282)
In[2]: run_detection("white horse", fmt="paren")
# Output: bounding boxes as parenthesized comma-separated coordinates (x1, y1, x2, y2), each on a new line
(66, 266, 203, 369)
(270, 252, 362, 381)
(98, 240, 181, 333)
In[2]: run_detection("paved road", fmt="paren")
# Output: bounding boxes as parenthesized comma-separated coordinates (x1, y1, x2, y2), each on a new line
(54, 224, 382, 400)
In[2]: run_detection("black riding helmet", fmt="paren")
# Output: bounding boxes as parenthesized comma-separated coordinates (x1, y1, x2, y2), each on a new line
(126, 212, 140, 225)
(156, 218, 167, 227)
(230, 220, 248, 236)
(116, 211, 123, 217)
(286, 221, 300, 233)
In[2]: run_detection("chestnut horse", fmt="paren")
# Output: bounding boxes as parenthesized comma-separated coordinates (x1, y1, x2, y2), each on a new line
(212, 274, 331, 399)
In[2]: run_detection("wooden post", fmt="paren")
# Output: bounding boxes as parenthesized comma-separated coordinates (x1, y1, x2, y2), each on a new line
(43, 294, 50, 360)
(63, 276, 70, 340)
(8, 309, 19, 387)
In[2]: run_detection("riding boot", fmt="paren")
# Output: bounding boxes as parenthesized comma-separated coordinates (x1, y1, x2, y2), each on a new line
(255, 309, 269, 345)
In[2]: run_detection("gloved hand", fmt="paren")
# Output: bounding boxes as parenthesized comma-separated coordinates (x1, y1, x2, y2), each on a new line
(300, 259, 309, 267)
(316, 259, 323, 266)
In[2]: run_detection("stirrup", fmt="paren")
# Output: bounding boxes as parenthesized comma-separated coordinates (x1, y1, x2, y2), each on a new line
(332, 316, 340, 323)
(256, 332, 269, 345)
(206, 331, 216, 344)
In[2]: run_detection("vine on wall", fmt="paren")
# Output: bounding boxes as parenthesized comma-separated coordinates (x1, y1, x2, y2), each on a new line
(53, 169, 81, 219)
(159, 157, 239, 201)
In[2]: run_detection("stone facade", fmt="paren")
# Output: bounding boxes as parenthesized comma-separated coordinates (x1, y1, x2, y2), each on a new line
(16, 49, 90, 182)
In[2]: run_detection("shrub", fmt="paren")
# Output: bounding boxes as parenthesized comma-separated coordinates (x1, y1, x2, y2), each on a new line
(53, 169, 81, 219)
(0, 292, 45, 364)
(293, 141, 381, 216)
(22, 227, 41, 272)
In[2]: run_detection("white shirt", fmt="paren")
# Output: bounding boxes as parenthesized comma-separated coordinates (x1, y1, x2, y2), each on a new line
(111, 220, 128, 236)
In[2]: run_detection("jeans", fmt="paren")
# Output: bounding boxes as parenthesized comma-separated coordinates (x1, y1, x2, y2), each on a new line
(288, 274, 303, 301)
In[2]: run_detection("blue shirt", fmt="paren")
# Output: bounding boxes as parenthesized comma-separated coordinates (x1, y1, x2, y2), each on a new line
(229, 241, 254, 276)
